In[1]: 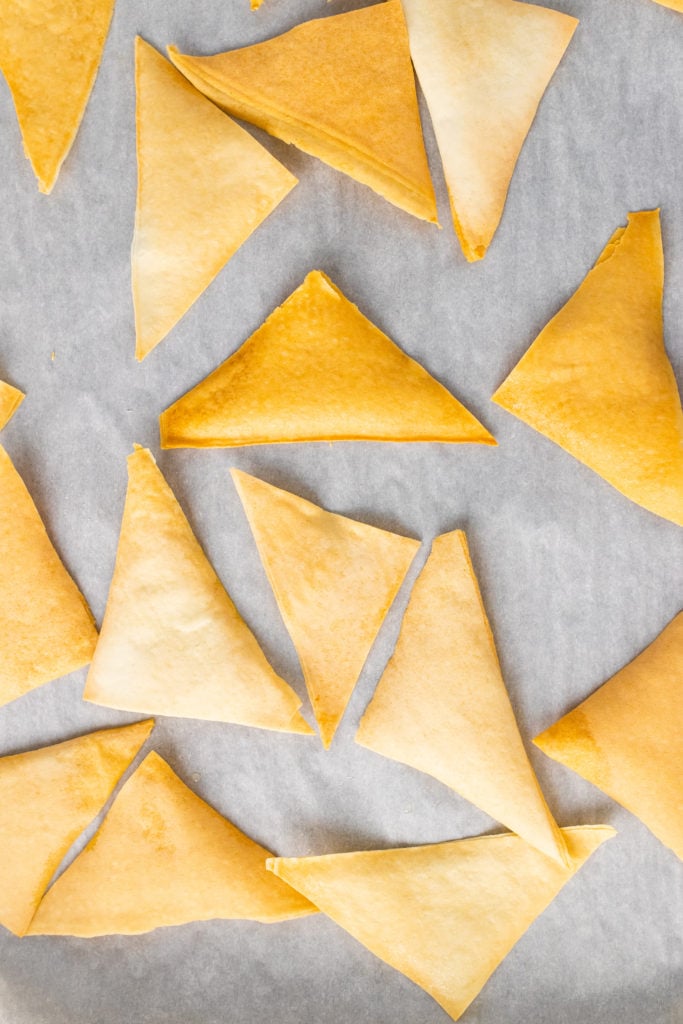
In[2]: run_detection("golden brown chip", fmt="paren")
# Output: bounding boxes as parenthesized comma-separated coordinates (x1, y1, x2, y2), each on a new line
(84, 447, 311, 735)
(0, 720, 153, 936)
(0, 381, 24, 431)
(0, 445, 98, 707)
(357, 530, 568, 865)
(232, 469, 420, 747)
(492, 210, 683, 526)
(401, 0, 577, 260)
(29, 751, 317, 936)
(168, 1, 437, 222)
(133, 38, 297, 360)
(0, 0, 115, 192)
(160, 271, 495, 447)
(535, 612, 683, 860)
(268, 826, 615, 1021)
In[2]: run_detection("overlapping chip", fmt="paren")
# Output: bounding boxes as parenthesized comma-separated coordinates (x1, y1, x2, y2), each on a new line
(28, 751, 317, 936)
(232, 469, 420, 747)
(168, 0, 437, 222)
(0, 720, 153, 936)
(83, 447, 311, 733)
(401, 0, 577, 260)
(0, 0, 115, 192)
(492, 210, 683, 527)
(133, 37, 297, 360)
(535, 612, 683, 861)
(0, 445, 98, 707)
(268, 826, 615, 1022)
(160, 271, 495, 447)
(357, 530, 568, 865)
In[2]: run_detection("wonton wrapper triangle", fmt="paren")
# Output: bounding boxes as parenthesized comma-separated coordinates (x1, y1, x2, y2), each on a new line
(0, 719, 153, 936)
(535, 611, 683, 860)
(492, 210, 683, 526)
(29, 751, 316, 935)
(357, 530, 567, 866)
(160, 271, 494, 447)
(401, 0, 577, 261)
(84, 447, 311, 735)
(0, 381, 24, 431)
(133, 38, 297, 361)
(268, 825, 615, 1021)
(0, 445, 98, 706)
(168, 0, 437, 223)
(0, 0, 115, 193)
(232, 469, 420, 747)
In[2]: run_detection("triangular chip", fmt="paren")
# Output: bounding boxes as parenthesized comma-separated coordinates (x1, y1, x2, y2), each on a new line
(653, 1, 683, 11)
(133, 38, 297, 361)
(268, 825, 615, 1022)
(535, 612, 683, 860)
(492, 210, 683, 526)
(28, 751, 317, 936)
(0, 381, 24, 431)
(168, 0, 437, 223)
(232, 469, 420, 747)
(401, 0, 577, 260)
(0, 719, 153, 936)
(160, 271, 495, 447)
(0, 445, 98, 706)
(84, 447, 311, 735)
(0, 0, 115, 193)
(356, 530, 567, 866)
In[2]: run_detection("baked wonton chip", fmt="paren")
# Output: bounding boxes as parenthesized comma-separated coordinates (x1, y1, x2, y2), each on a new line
(232, 469, 420, 747)
(357, 530, 567, 866)
(0, 720, 153, 936)
(133, 38, 297, 361)
(535, 611, 683, 860)
(84, 447, 311, 735)
(0, 0, 115, 192)
(160, 271, 495, 447)
(0, 381, 24, 431)
(29, 751, 316, 936)
(268, 825, 615, 1022)
(168, 1, 437, 223)
(0, 445, 98, 707)
(401, 0, 577, 260)
(493, 210, 683, 527)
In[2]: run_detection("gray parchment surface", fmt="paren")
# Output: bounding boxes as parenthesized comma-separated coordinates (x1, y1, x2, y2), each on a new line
(0, 0, 682, 1021)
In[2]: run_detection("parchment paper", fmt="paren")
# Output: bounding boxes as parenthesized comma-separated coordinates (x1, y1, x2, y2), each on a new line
(0, 0, 681, 1021)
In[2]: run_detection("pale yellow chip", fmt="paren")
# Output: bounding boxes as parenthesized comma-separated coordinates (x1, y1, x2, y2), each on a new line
(160, 271, 495, 447)
(0, 719, 153, 936)
(535, 612, 683, 861)
(401, 0, 577, 261)
(0, 0, 115, 193)
(0, 381, 24, 431)
(653, 0, 683, 11)
(268, 825, 615, 1022)
(168, 0, 437, 223)
(133, 38, 297, 361)
(0, 445, 98, 707)
(29, 751, 317, 936)
(232, 469, 420, 748)
(84, 447, 311, 735)
(492, 210, 683, 527)
(357, 530, 567, 866)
